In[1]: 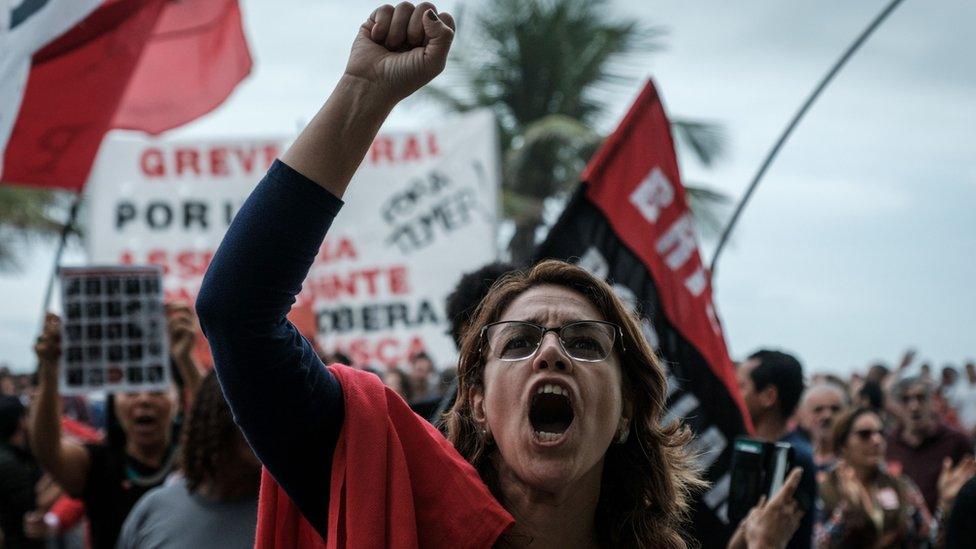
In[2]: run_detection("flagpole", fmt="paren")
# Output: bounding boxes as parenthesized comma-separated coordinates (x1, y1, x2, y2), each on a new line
(709, 0, 908, 278)
(39, 192, 82, 327)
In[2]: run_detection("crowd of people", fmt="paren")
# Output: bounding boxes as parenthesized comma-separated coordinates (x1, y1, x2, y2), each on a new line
(2, 2, 974, 548)
(3, 308, 974, 548)
(736, 349, 976, 549)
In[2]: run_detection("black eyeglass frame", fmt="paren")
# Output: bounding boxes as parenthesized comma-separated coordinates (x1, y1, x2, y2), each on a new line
(479, 320, 626, 362)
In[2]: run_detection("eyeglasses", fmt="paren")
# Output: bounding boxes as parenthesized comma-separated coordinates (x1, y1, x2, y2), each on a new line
(480, 320, 623, 362)
(852, 428, 883, 441)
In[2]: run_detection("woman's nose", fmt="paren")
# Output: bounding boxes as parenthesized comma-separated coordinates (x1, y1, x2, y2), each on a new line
(532, 332, 571, 372)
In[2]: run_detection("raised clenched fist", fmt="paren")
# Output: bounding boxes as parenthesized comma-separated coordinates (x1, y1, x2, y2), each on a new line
(345, 3, 456, 103)
(34, 313, 62, 371)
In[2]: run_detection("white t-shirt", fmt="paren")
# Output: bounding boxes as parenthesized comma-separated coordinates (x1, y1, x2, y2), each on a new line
(947, 381, 976, 432)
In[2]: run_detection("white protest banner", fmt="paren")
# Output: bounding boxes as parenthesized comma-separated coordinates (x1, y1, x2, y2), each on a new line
(307, 110, 500, 369)
(85, 135, 283, 302)
(85, 109, 500, 369)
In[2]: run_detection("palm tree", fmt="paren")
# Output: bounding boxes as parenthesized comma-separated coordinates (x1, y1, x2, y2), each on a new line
(0, 186, 72, 271)
(422, 0, 728, 264)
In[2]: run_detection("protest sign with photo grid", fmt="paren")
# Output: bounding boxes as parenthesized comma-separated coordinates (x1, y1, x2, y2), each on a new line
(59, 266, 170, 394)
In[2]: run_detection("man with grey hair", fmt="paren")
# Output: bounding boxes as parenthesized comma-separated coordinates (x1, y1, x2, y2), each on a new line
(798, 382, 848, 471)
(885, 375, 974, 513)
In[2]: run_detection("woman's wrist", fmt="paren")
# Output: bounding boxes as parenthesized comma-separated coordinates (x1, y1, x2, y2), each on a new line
(336, 73, 399, 115)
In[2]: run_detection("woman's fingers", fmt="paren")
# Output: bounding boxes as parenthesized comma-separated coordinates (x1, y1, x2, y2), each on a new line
(421, 8, 454, 72)
(35, 314, 62, 362)
(438, 11, 456, 33)
(385, 2, 416, 50)
(771, 467, 803, 505)
(408, 2, 436, 46)
(370, 4, 395, 43)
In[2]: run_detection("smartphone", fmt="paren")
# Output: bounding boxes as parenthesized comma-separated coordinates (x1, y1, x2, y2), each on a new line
(728, 437, 796, 525)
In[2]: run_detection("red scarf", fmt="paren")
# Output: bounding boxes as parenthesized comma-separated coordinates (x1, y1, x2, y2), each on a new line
(255, 365, 513, 548)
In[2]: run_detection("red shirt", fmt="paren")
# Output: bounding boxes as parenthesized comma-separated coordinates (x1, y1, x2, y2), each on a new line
(885, 423, 974, 512)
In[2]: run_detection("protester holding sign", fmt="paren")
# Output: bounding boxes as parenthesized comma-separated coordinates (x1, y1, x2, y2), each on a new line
(28, 305, 199, 549)
(196, 4, 802, 547)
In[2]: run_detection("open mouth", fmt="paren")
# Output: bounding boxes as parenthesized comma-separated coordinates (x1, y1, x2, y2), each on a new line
(529, 383, 575, 442)
(133, 414, 158, 429)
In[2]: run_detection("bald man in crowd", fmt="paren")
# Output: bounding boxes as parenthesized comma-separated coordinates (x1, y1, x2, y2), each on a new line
(799, 382, 849, 471)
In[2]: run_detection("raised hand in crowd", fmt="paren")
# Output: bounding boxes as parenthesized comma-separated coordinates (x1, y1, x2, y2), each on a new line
(29, 312, 92, 496)
(165, 302, 202, 396)
(728, 467, 805, 549)
(34, 313, 61, 370)
(835, 461, 875, 510)
(938, 455, 976, 514)
(345, 2, 456, 102)
(897, 348, 918, 372)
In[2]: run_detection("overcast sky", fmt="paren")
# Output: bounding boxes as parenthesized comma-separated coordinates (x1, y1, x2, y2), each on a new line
(1, 0, 973, 374)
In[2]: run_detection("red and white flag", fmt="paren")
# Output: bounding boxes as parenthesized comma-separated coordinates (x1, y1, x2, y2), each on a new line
(0, 0, 103, 180)
(1, 0, 252, 191)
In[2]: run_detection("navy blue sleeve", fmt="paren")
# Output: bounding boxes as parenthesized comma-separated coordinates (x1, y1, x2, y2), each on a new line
(195, 160, 344, 538)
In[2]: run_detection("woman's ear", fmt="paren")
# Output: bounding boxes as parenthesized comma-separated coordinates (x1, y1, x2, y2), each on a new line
(470, 386, 487, 425)
(616, 394, 633, 442)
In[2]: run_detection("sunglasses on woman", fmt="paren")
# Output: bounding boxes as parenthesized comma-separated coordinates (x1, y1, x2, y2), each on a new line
(481, 320, 624, 362)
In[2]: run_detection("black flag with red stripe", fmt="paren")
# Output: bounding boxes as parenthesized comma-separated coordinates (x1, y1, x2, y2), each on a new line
(533, 81, 752, 546)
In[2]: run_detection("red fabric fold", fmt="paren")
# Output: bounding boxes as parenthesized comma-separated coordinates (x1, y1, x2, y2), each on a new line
(256, 365, 513, 549)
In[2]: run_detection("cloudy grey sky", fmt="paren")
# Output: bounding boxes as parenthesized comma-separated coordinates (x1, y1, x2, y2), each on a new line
(1, 0, 973, 374)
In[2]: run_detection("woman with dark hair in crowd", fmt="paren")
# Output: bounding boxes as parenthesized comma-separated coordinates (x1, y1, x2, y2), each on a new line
(196, 4, 805, 548)
(815, 407, 930, 548)
(29, 306, 200, 549)
(117, 371, 260, 548)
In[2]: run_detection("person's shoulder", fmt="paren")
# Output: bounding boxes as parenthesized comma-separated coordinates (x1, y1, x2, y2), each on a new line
(118, 480, 188, 549)
(938, 423, 974, 450)
(131, 478, 190, 515)
(783, 432, 815, 462)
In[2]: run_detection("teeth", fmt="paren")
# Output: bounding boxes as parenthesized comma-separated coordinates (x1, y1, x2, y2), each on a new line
(536, 384, 568, 397)
(534, 430, 563, 442)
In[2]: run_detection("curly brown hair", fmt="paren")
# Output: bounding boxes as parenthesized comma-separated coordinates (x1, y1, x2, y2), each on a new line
(444, 259, 706, 548)
(180, 371, 241, 493)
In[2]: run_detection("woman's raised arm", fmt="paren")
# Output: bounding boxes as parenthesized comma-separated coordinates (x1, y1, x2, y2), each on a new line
(195, 2, 455, 536)
(28, 314, 91, 497)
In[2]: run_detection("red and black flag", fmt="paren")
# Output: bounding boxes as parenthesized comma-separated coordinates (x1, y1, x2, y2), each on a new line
(533, 81, 752, 546)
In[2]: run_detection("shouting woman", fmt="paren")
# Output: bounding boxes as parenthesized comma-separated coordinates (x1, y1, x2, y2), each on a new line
(196, 3, 801, 548)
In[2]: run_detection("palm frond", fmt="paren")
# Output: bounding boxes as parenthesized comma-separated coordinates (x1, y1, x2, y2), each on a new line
(684, 182, 731, 240)
(504, 114, 601, 198)
(435, 0, 730, 257)
(0, 185, 74, 272)
(671, 118, 727, 168)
